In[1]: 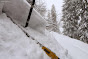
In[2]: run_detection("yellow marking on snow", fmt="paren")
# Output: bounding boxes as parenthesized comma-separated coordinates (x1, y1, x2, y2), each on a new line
(42, 46, 59, 59)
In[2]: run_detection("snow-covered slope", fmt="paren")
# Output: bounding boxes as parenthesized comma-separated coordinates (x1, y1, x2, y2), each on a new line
(23, 27, 72, 59)
(0, 0, 72, 59)
(0, 13, 72, 59)
(0, 13, 50, 59)
(52, 32, 88, 59)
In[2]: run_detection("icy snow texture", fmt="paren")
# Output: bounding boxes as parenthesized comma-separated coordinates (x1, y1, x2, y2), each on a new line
(3, 0, 46, 33)
(0, 13, 50, 59)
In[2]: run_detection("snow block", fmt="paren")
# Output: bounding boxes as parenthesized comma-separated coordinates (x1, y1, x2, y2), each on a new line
(3, 0, 46, 33)
(3, 0, 30, 26)
(28, 9, 47, 33)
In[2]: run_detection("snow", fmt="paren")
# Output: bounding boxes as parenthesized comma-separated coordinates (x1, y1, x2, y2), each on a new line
(3, 0, 30, 26)
(0, 1, 4, 15)
(29, 9, 47, 33)
(3, 0, 46, 33)
(0, 13, 72, 59)
(0, 13, 50, 59)
(0, 0, 79, 59)
(22, 27, 72, 59)
(52, 32, 88, 59)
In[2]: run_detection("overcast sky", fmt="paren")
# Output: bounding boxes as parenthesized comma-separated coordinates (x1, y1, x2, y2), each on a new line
(44, 0, 64, 21)
(44, 0, 63, 14)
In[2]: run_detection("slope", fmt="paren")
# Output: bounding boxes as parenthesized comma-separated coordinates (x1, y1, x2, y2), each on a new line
(52, 32, 88, 59)
(0, 0, 72, 59)
(0, 13, 72, 59)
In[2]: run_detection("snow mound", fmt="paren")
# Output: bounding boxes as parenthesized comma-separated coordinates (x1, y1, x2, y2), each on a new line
(0, 13, 50, 59)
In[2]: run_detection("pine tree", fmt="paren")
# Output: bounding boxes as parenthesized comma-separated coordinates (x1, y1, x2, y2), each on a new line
(47, 11, 51, 20)
(46, 11, 53, 31)
(62, 0, 79, 39)
(35, 2, 46, 16)
(47, 11, 53, 24)
(51, 4, 59, 33)
(34, 0, 46, 17)
(51, 4, 57, 23)
(78, 0, 88, 43)
(62, 0, 88, 43)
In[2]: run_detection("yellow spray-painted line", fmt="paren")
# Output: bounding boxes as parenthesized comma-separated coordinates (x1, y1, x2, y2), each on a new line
(42, 46, 60, 59)
(37, 42, 60, 59)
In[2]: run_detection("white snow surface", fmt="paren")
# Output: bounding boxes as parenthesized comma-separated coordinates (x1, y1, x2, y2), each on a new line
(52, 32, 88, 59)
(23, 27, 72, 59)
(0, 13, 50, 59)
